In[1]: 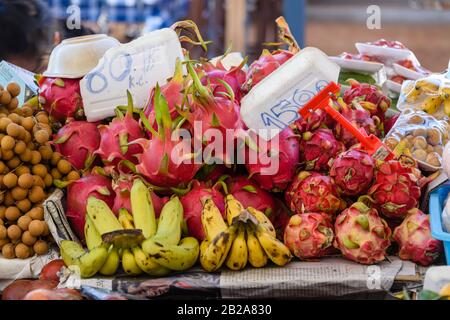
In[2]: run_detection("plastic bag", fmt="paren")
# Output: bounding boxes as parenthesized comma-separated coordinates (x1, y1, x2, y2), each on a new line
(443, 194, 450, 233)
(397, 73, 450, 119)
(384, 108, 449, 171)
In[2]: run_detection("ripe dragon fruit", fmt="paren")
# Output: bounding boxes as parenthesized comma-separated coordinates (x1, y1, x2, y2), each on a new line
(227, 176, 277, 220)
(195, 164, 231, 184)
(329, 149, 375, 196)
(185, 62, 244, 165)
(368, 156, 422, 219)
(137, 85, 201, 188)
(299, 128, 345, 172)
(293, 108, 329, 134)
(111, 173, 168, 217)
(142, 59, 185, 134)
(53, 120, 100, 171)
(343, 79, 390, 124)
(180, 180, 225, 241)
(37, 76, 83, 123)
(245, 127, 300, 192)
(284, 213, 334, 260)
(66, 174, 114, 241)
(334, 101, 379, 148)
(334, 201, 391, 264)
(95, 95, 144, 168)
(393, 209, 442, 266)
(285, 171, 346, 216)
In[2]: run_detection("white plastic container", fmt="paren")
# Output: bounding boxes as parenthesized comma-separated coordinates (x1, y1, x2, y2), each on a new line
(80, 28, 184, 122)
(240, 47, 340, 140)
(44, 34, 120, 79)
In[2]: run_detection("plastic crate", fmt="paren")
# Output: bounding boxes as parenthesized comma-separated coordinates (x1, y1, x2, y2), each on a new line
(429, 184, 450, 265)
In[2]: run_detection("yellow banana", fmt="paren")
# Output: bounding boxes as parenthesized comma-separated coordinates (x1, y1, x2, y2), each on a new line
(201, 197, 228, 241)
(142, 237, 199, 271)
(99, 247, 120, 276)
(255, 225, 292, 267)
(152, 196, 183, 245)
(247, 207, 276, 237)
(200, 225, 237, 272)
(132, 246, 171, 276)
(421, 95, 444, 114)
(86, 197, 123, 235)
(60, 240, 108, 278)
(85, 215, 103, 250)
(118, 208, 135, 230)
(246, 225, 268, 268)
(131, 179, 157, 238)
(416, 79, 441, 94)
(122, 248, 142, 276)
(225, 224, 247, 270)
(225, 194, 245, 225)
(444, 98, 450, 117)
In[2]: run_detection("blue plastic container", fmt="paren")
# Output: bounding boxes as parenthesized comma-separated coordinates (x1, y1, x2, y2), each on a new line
(429, 184, 450, 265)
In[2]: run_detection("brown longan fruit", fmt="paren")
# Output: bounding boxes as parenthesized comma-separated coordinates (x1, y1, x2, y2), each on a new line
(0, 239, 9, 250)
(3, 172, 17, 188)
(0, 218, 3, 226)
(35, 112, 49, 124)
(2, 243, 15, 259)
(42, 223, 49, 236)
(66, 171, 80, 181)
(28, 220, 44, 237)
(11, 185, 27, 200)
(57, 159, 71, 174)
(13, 140, 26, 155)
(30, 150, 41, 165)
(32, 175, 45, 188)
(2, 149, 14, 160)
(7, 156, 20, 169)
(0, 206, 5, 219)
(7, 98, 19, 111)
(33, 240, 48, 255)
(34, 130, 49, 144)
(18, 173, 33, 189)
(1, 135, 15, 150)
(21, 106, 33, 118)
(3, 192, 13, 206)
(27, 141, 36, 151)
(7, 225, 22, 240)
(23, 131, 31, 143)
(19, 149, 32, 162)
(32, 164, 47, 178)
(21, 231, 37, 246)
(7, 113, 22, 125)
(50, 168, 62, 180)
(0, 161, 6, 173)
(6, 122, 22, 138)
(17, 199, 32, 213)
(0, 117, 12, 131)
(28, 186, 45, 203)
(5, 206, 20, 221)
(39, 145, 53, 160)
(6, 83, 20, 97)
(0, 91, 11, 105)
(43, 174, 52, 187)
(28, 206, 44, 220)
(15, 243, 30, 259)
(15, 165, 30, 176)
(21, 117, 34, 131)
(50, 152, 62, 166)
(17, 215, 32, 230)
(0, 225, 6, 239)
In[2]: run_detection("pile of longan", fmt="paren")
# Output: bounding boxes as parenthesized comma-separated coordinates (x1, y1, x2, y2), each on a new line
(0, 83, 80, 259)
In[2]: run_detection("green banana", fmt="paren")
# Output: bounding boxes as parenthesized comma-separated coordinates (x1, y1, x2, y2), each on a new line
(132, 246, 171, 276)
(131, 179, 157, 238)
(142, 237, 199, 271)
(85, 215, 103, 250)
(99, 247, 120, 276)
(152, 196, 183, 245)
(86, 197, 123, 235)
(122, 248, 142, 276)
(60, 240, 108, 278)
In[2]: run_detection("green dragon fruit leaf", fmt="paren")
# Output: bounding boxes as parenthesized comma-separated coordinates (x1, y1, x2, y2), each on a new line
(241, 185, 257, 194)
(119, 132, 129, 155)
(97, 187, 111, 196)
(171, 20, 210, 52)
(211, 113, 220, 127)
(356, 215, 370, 231)
(139, 111, 158, 138)
(216, 79, 235, 102)
(54, 78, 65, 87)
(158, 153, 169, 175)
(186, 62, 212, 102)
(342, 236, 359, 249)
(154, 84, 172, 136)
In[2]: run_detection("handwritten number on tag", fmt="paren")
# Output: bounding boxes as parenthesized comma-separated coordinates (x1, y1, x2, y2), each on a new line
(109, 52, 132, 81)
(85, 57, 108, 94)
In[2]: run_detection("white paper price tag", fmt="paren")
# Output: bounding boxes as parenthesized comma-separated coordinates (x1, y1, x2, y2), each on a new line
(80, 28, 184, 122)
(240, 48, 340, 141)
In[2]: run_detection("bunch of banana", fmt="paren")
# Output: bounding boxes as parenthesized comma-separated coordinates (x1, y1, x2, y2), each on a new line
(404, 78, 441, 103)
(199, 194, 292, 272)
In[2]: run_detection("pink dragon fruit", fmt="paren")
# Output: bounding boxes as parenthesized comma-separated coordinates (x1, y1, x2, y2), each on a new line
(142, 59, 185, 134)
(53, 120, 100, 170)
(334, 201, 392, 264)
(343, 79, 390, 124)
(329, 149, 375, 196)
(180, 181, 225, 241)
(285, 171, 346, 216)
(66, 174, 115, 241)
(38, 76, 83, 123)
(195, 164, 231, 183)
(299, 128, 345, 172)
(393, 209, 442, 266)
(368, 156, 422, 219)
(95, 95, 144, 167)
(111, 173, 168, 217)
(284, 213, 334, 260)
(136, 85, 201, 188)
(227, 176, 277, 219)
(384, 114, 400, 135)
(334, 102, 379, 148)
(293, 108, 329, 134)
(245, 127, 300, 192)
(185, 62, 245, 165)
